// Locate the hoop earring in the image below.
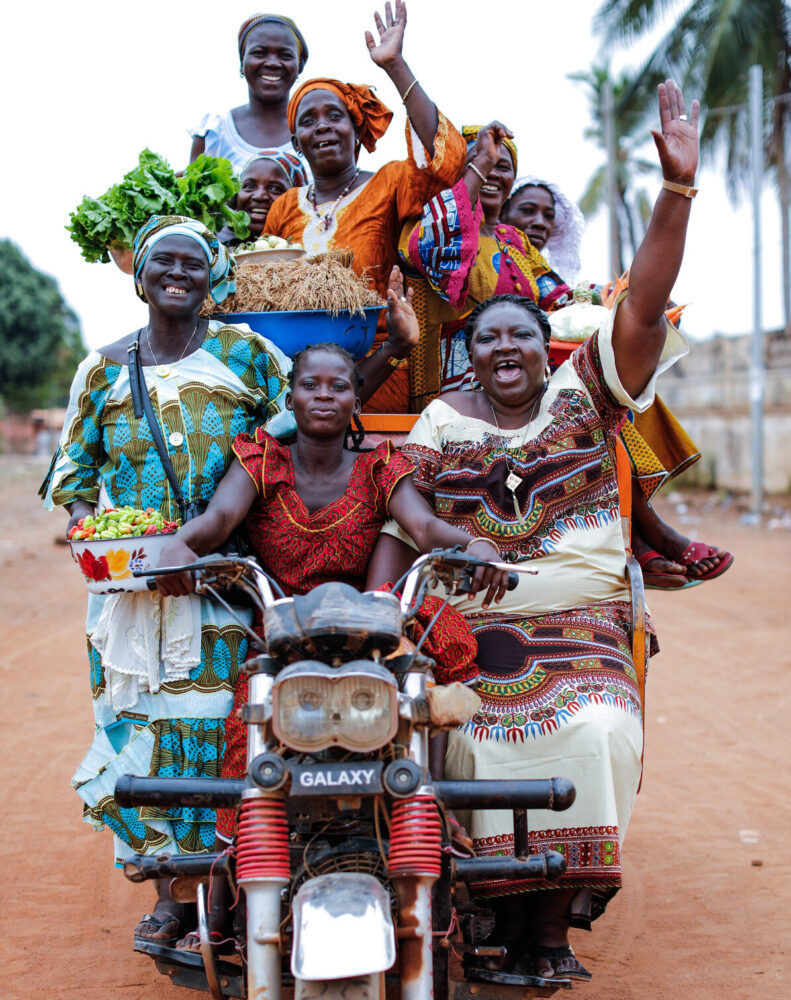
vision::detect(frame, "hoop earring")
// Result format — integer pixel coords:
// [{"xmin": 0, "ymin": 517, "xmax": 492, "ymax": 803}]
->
[
  {"xmin": 544, "ymin": 364, "xmax": 552, "ymax": 385},
  {"xmin": 472, "ymin": 376, "xmax": 484, "ymax": 392}
]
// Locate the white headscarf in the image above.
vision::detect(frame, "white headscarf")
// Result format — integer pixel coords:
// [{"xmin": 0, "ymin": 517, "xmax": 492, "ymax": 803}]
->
[{"xmin": 508, "ymin": 177, "xmax": 585, "ymax": 285}]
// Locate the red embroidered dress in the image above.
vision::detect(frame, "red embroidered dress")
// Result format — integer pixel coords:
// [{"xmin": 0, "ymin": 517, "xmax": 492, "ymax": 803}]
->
[
  {"xmin": 233, "ymin": 429, "xmax": 412, "ymax": 593},
  {"xmin": 216, "ymin": 430, "xmax": 476, "ymax": 838}
]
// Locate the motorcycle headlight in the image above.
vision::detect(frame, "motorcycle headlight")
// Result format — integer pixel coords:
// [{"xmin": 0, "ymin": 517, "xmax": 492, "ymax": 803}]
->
[{"xmin": 272, "ymin": 661, "xmax": 398, "ymax": 753}]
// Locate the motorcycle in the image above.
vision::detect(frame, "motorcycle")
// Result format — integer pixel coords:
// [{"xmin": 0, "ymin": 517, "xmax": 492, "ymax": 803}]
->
[{"xmin": 117, "ymin": 549, "xmax": 577, "ymax": 999}]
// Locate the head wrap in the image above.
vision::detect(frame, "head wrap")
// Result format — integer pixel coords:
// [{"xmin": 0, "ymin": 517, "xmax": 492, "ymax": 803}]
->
[
  {"xmin": 240, "ymin": 149, "xmax": 308, "ymax": 188},
  {"xmin": 133, "ymin": 216, "xmax": 236, "ymax": 305},
  {"xmin": 507, "ymin": 176, "xmax": 585, "ymax": 283},
  {"xmin": 287, "ymin": 79, "xmax": 393, "ymax": 153},
  {"xmin": 238, "ymin": 13, "xmax": 309, "ymax": 72},
  {"xmin": 462, "ymin": 125, "xmax": 518, "ymax": 174}
]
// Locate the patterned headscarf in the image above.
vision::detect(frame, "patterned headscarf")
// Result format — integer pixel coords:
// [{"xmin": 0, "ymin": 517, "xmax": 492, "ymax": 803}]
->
[
  {"xmin": 238, "ymin": 13, "xmax": 309, "ymax": 72},
  {"xmin": 287, "ymin": 78, "xmax": 393, "ymax": 153},
  {"xmin": 506, "ymin": 176, "xmax": 585, "ymax": 283},
  {"xmin": 462, "ymin": 125, "xmax": 518, "ymax": 174},
  {"xmin": 133, "ymin": 216, "xmax": 236, "ymax": 304},
  {"xmin": 240, "ymin": 149, "xmax": 308, "ymax": 188}
]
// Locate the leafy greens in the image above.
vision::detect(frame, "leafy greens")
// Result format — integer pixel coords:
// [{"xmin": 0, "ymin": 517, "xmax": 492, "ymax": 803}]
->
[{"xmin": 67, "ymin": 150, "xmax": 250, "ymax": 263}]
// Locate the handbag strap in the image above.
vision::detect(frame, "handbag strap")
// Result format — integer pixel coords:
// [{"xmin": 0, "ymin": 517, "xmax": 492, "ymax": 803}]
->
[{"xmin": 127, "ymin": 336, "xmax": 187, "ymax": 518}]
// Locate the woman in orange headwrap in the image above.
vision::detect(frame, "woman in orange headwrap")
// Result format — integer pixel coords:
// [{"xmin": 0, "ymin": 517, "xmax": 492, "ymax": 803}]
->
[{"xmin": 265, "ymin": 1, "xmax": 466, "ymax": 413}]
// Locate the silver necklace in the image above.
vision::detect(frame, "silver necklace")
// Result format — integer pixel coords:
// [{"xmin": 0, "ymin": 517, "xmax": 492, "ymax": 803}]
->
[
  {"xmin": 146, "ymin": 323, "xmax": 201, "ymax": 378},
  {"xmin": 488, "ymin": 387, "xmax": 546, "ymax": 512},
  {"xmin": 308, "ymin": 169, "xmax": 360, "ymax": 231}
]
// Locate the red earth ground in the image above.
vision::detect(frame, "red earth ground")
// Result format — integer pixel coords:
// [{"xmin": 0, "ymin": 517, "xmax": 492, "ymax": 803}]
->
[{"xmin": 1, "ymin": 456, "xmax": 789, "ymax": 999}]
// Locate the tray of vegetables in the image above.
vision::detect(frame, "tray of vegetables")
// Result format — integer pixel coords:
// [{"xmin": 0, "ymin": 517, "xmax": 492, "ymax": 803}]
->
[
  {"xmin": 68, "ymin": 507, "xmax": 181, "ymax": 594},
  {"xmin": 67, "ymin": 150, "xmax": 251, "ymax": 267},
  {"xmin": 234, "ymin": 234, "xmax": 305, "ymax": 264}
]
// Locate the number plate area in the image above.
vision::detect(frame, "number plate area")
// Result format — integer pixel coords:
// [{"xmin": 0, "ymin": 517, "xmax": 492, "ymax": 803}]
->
[{"xmin": 289, "ymin": 760, "xmax": 384, "ymax": 797}]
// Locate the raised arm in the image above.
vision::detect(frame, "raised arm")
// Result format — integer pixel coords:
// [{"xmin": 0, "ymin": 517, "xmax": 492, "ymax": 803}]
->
[
  {"xmin": 612, "ymin": 80, "xmax": 699, "ymax": 398},
  {"xmin": 365, "ymin": 1, "xmax": 439, "ymax": 155},
  {"xmin": 155, "ymin": 459, "xmax": 258, "ymax": 596},
  {"xmin": 357, "ymin": 266, "xmax": 419, "ymax": 402}
]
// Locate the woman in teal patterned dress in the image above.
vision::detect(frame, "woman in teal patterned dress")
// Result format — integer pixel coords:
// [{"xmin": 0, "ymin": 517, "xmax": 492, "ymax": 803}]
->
[{"xmin": 40, "ymin": 216, "xmax": 291, "ymax": 943}]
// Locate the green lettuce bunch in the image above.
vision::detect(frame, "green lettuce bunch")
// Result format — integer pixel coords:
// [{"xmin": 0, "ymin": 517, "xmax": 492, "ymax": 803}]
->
[{"xmin": 67, "ymin": 150, "xmax": 250, "ymax": 263}]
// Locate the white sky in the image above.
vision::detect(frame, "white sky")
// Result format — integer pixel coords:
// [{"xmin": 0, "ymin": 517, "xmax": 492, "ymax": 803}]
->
[{"xmin": 1, "ymin": 0, "xmax": 783, "ymax": 351}]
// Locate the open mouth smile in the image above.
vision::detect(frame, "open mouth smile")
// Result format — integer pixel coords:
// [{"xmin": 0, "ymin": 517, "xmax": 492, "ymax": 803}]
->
[
  {"xmin": 164, "ymin": 286, "xmax": 187, "ymax": 296},
  {"xmin": 493, "ymin": 359, "xmax": 523, "ymax": 381}
]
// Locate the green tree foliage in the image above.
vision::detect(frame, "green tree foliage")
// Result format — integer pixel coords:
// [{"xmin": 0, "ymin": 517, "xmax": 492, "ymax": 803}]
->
[
  {"xmin": 0, "ymin": 240, "xmax": 86, "ymax": 410},
  {"xmin": 569, "ymin": 63, "xmax": 663, "ymax": 273},
  {"xmin": 595, "ymin": 0, "xmax": 791, "ymax": 330}
]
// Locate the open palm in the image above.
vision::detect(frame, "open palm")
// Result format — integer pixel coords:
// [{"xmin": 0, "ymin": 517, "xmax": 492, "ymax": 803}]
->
[
  {"xmin": 652, "ymin": 79, "xmax": 700, "ymax": 184},
  {"xmin": 365, "ymin": 1, "xmax": 407, "ymax": 68}
]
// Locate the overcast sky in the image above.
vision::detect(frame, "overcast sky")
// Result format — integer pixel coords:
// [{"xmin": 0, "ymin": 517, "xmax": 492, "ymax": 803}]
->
[{"xmin": 2, "ymin": 0, "xmax": 783, "ymax": 351}]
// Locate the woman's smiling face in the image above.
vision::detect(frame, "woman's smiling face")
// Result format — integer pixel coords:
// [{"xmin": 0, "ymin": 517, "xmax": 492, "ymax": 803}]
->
[
  {"xmin": 470, "ymin": 148, "xmax": 515, "ymax": 217},
  {"xmin": 140, "ymin": 235, "xmax": 209, "ymax": 316},
  {"xmin": 501, "ymin": 185, "xmax": 556, "ymax": 250},
  {"xmin": 241, "ymin": 23, "xmax": 300, "ymax": 103},
  {"xmin": 238, "ymin": 160, "xmax": 292, "ymax": 236},
  {"xmin": 470, "ymin": 301, "xmax": 547, "ymax": 406},
  {"xmin": 292, "ymin": 91, "xmax": 357, "ymax": 174}
]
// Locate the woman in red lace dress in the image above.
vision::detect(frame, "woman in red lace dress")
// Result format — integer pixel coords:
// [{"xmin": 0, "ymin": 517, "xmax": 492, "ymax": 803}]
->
[{"xmin": 157, "ymin": 326, "xmax": 513, "ymax": 790}]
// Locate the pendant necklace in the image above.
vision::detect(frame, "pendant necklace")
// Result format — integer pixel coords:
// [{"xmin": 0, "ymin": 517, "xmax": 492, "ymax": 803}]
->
[
  {"xmin": 146, "ymin": 322, "xmax": 201, "ymax": 379},
  {"xmin": 489, "ymin": 386, "xmax": 546, "ymax": 520},
  {"xmin": 308, "ymin": 169, "xmax": 360, "ymax": 232}
]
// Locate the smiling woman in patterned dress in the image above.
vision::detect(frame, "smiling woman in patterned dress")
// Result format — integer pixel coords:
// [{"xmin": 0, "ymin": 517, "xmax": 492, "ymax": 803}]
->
[
  {"xmin": 367, "ymin": 81, "xmax": 701, "ymax": 983},
  {"xmin": 40, "ymin": 215, "xmax": 291, "ymax": 945}
]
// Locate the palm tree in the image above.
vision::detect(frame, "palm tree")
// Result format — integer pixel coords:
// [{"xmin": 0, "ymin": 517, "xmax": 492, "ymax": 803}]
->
[
  {"xmin": 595, "ymin": 0, "xmax": 791, "ymax": 333},
  {"xmin": 569, "ymin": 64, "xmax": 665, "ymax": 274}
]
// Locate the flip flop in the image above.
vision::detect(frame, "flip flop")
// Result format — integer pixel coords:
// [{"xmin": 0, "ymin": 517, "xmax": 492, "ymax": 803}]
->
[
  {"xmin": 176, "ymin": 930, "xmax": 237, "ymax": 956},
  {"xmin": 134, "ymin": 911, "xmax": 184, "ymax": 946},
  {"xmin": 637, "ymin": 549, "xmax": 701, "ymax": 590},
  {"xmin": 678, "ymin": 542, "xmax": 734, "ymax": 582},
  {"xmin": 532, "ymin": 944, "xmax": 592, "ymax": 983}
]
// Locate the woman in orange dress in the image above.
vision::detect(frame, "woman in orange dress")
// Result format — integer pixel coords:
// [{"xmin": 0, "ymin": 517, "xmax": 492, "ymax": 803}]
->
[{"xmin": 265, "ymin": 1, "xmax": 466, "ymax": 413}]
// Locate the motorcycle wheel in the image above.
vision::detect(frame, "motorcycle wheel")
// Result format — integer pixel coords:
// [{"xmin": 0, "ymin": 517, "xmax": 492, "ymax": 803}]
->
[{"xmin": 294, "ymin": 971, "xmax": 385, "ymax": 1000}]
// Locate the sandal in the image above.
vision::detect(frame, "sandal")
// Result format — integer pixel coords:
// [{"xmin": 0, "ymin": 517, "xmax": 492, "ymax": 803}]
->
[
  {"xmin": 532, "ymin": 944, "xmax": 592, "ymax": 983},
  {"xmin": 678, "ymin": 541, "xmax": 734, "ymax": 582},
  {"xmin": 637, "ymin": 549, "xmax": 700, "ymax": 590},
  {"xmin": 176, "ymin": 930, "xmax": 237, "ymax": 956},
  {"xmin": 134, "ymin": 911, "xmax": 185, "ymax": 945}
]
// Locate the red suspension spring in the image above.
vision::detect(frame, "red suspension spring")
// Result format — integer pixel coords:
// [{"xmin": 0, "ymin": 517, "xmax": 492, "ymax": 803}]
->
[
  {"xmin": 387, "ymin": 794, "xmax": 443, "ymax": 878},
  {"xmin": 235, "ymin": 797, "xmax": 290, "ymax": 881}
]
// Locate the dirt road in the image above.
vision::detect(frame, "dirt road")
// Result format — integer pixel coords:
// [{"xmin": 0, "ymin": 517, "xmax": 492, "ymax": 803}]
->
[{"xmin": 2, "ymin": 457, "xmax": 789, "ymax": 999}]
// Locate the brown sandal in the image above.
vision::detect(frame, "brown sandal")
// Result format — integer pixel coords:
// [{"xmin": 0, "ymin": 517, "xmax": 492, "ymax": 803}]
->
[{"xmin": 533, "ymin": 945, "xmax": 592, "ymax": 982}]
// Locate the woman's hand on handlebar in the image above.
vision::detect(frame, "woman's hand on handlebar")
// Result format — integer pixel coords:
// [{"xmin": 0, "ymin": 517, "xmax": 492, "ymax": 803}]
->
[
  {"xmin": 465, "ymin": 540, "xmax": 511, "ymax": 609},
  {"xmin": 155, "ymin": 537, "xmax": 199, "ymax": 597}
]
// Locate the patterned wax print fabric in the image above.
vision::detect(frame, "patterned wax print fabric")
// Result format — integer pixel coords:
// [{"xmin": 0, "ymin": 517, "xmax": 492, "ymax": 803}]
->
[
  {"xmin": 188, "ymin": 111, "xmax": 312, "ymax": 181},
  {"xmin": 40, "ymin": 321, "xmax": 290, "ymax": 864},
  {"xmin": 382, "ymin": 298, "xmax": 685, "ymax": 916},
  {"xmin": 215, "ymin": 431, "xmax": 413, "ymax": 838},
  {"xmin": 265, "ymin": 112, "xmax": 467, "ymax": 414},
  {"xmin": 399, "ymin": 179, "xmax": 571, "ymax": 411}
]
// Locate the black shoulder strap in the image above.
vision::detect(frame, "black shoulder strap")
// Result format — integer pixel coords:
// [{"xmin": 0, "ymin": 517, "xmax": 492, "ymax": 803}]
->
[{"xmin": 127, "ymin": 336, "xmax": 187, "ymax": 518}]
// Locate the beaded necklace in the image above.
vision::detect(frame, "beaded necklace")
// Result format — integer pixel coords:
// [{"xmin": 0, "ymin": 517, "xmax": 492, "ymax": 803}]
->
[{"xmin": 308, "ymin": 169, "xmax": 361, "ymax": 232}]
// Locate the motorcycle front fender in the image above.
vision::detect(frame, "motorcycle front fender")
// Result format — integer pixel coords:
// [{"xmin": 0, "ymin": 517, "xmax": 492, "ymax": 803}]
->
[{"xmin": 291, "ymin": 873, "xmax": 396, "ymax": 980}]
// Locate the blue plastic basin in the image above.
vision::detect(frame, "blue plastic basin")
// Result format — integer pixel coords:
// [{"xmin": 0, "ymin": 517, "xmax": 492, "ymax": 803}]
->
[{"xmin": 216, "ymin": 307, "xmax": 383, "ymax": 360}]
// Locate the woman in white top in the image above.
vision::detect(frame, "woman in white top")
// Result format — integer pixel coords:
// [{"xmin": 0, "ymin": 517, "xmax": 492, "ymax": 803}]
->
[{"xmin": 189, "ymin": 13, "xmax": 311, "ymax": 180}]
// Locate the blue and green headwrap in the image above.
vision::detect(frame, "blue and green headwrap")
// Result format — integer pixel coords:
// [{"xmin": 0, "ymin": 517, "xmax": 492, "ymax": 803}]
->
[
  {"xmin": 238, "ymin": 13, "xmax": 309, "ymax": 72},
  {"xmin": 133, "ymin": 216, "xmax": 236, "ymax": 304}
]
